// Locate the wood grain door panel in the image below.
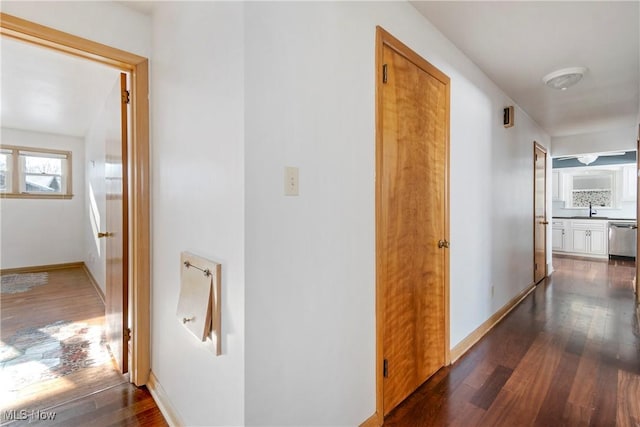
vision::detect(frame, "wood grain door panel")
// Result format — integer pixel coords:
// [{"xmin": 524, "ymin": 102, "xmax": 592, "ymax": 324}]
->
[
  {"xmin": 379, "ymin": 39, "xmax": 449, "ymax": 415},
  {"xmin": 533, "ymin": 143, "xmax": 547, "ymax": 284},
  {"xmin": 105, "ymin": 73, "xmax": 129, "ymax": 373}
]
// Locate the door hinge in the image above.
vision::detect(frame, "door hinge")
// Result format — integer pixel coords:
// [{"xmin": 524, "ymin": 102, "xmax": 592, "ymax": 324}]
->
[
  {"xmin": 438, "ymin": 239, "xmax": 450, "ymax": 249},
  {"xmin": 122, "ymin": 89, "xmax": 131, "ymax": 104},
  {"xmin": 383, "ymin": 359, "xmax": 389, "ymax": 378},
  {"xmin": 382, "ymin": 64, "xmax": 388, "ymax": 84},
  {"xmin": 124, "ymin": 327, "xmax": 132, "ymax": 341},
  {"xmin": 535, "ymin": 263, "xmax": 538, "ymax": 271}
]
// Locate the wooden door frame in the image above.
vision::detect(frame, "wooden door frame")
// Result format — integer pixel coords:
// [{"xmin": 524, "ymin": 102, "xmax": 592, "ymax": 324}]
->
[
  {"xmin": 636, "ymin": 125, "xmax": 639, "ymax": 306},
  {"xmin": 0, "ymin": 13, "xmax": 151, "ymax": 386},
  {"xmin": 374, "ymin": 26, "xmax": 451, "ymax": 424},
  {"xmin": 533, "ymin": 141, "xmax": 548, "ymax": 282}
]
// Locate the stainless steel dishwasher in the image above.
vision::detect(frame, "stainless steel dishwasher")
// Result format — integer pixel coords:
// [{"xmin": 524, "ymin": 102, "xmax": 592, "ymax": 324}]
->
[{"xmin": 608, "ymin": 222, "xmax": 637, "ymax": 258}]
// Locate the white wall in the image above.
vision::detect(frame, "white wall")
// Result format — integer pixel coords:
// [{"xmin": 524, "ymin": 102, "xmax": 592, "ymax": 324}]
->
[
  {"xmin": 244, "ymin": 2, "xmax": 550, "ymax": 425},
  {"xmin": 0, "ymin": 128, "xmax": 85, "ymax": 269},
  {"xmin": 552, "ymin": 126, "xmax": 638, "ymax": 157},
  {"xmin": 150, "ymin": 3, "xmax": 245, "ymax": 426}
]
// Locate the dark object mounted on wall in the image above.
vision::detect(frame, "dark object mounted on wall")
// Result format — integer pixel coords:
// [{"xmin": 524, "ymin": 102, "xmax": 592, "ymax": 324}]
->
[{"xmin": 503, "ymin": 106, "xmax": 514, "ymax": 128}]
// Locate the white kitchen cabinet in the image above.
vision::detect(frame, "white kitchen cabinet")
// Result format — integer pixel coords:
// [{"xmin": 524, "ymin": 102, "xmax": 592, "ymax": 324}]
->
[
  {"xmin": 552, "ymin": 171, "xmax": 562, "ymax": 201},
  {"xmin": 589, "ymin": 228, "xmax": 607, "ymax": 255},
  {"xmin": 571, "ymin": 228, "xmax": 588, "ymax": 253},
  {"xmin": 552, "ymin": 220, "xmax": 567, "ymax": 251},
  {"xmin": 621, "ymin": 164, "xmax": 637, "ymax": 202},
  {"xmin": 567, "ymin": 220, "xmax": 608, "ymax": 258}
]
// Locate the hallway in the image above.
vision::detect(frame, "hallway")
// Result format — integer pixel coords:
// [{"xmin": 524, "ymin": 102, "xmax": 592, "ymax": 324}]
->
[{"xmin": 384, "ymin": 257, "xmax": 640, "ymax": 426}]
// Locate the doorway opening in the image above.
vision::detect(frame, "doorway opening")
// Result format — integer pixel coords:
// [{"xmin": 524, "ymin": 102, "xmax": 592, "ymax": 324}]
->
[
  {"xmin": 0, "ymin": 11, "xmax": 150, "ymax": 412},
  {"xmin": 549, "ymin": 149, "xmax": 638, "ymax": 302}
]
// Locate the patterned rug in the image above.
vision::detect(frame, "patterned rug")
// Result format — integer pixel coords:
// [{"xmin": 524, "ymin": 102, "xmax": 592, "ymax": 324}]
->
[
  {"xmin": 1, "ymin": 273, "xmax": 48, "ymax": 294},
  {"xmin": 0, "ymin": 320, "xmax": 112, "ymax": 391}
]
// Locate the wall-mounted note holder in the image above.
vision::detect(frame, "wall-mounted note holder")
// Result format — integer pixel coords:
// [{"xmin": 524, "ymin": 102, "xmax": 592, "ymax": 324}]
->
[{"xmin": 176, "ymin": 251, "xmax": 222, "ymax": 355}]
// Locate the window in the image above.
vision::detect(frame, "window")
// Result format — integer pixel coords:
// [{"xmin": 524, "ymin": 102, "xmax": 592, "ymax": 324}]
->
[
  {"xmin": 0, "ymin": 145, "xmax": 72, "ymax": 199},
  {"xmin": 0, "ymin": 148, "xmax": 11, "ymax": 192},
  {"xmin": 569, "ymin": 171, "xmax": 614, "ymax": 208}
]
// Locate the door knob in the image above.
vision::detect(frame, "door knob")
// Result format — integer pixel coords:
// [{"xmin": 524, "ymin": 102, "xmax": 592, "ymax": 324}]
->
[
  {"xmin": 540, "ymin": 221, "xmax": 549, "ymax": 225},
  {"xmin": 97, "ymin": 232, "xmax": 111, "ymax": 238}
]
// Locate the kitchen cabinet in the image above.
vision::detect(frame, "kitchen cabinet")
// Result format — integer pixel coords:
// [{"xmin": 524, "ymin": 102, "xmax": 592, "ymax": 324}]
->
[
  {"xmin": 551, "ymin": 219, "xmax": 608, "ymax": 258},
  {"xmin": 568, "ymin": 220, "xmax": 607, "ymax": 257},
  {"xmin": 552, "ymin": 171, "xmax": 563, "ymax": 201},
  {"xmin": 621, "ymin": 164, "xmax": 637, "ymax": 202},
  {"xmin": 552, "ymin": 219, "xmax": 566, "ymax": 251}
]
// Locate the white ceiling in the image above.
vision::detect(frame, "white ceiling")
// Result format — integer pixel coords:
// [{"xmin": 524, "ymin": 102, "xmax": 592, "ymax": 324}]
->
[
  {"xmin": 1, "ymin": 36, "xmax": 121, "ymax": 138},
  {"xmin": 3, "ymin": 2, "xmax": 637, "ymax": 140},
  {"xmin": 411, "ymin": 1, "xmax": 640, "ymax": 137}
]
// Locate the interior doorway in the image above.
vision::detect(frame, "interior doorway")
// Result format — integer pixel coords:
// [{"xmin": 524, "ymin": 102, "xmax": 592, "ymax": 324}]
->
[{"xmin": 0, "ymin": 12, "xmax": 150, "ymax": 385}]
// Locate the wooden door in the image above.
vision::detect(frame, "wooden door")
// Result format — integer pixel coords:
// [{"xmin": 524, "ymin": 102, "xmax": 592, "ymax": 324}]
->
[
  {"xmin": 105, "ymin": 73, "xmax": 129, "ymax": 373},
  {"xmin": 376, "ymin": 28, "xmax": 450, "ymax": 416},
  {"xmin": 533, "ymin": 143, "xmax": 547, "ymax": 284}
]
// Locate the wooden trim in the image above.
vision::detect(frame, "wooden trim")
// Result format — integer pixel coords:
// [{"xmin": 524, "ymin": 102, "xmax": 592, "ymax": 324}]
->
[
  {"xmin": 0, "ymin": 193, "xmax": 74, "ymax": 199},
  {"xmin": 450, "ymin": 282, "xmax": 536, "ymax": 363},
  {"xmin": 375, "ymin": 26, "xmax": 385, "ymax": 421},
  {"xmin": 147, "ymin": 371, "xmax": 184, "ymax": 427},
  {"xmin": 130, "ymin": 58, "xmax": 151, "ymax": 385},
  {"xmin": 1, "ymin": 144, "xmax": 73, "ymax": 156},
  {"xmin": 443, "ymin": 49, "xmax": 451, "ymax": 367},
  {"xmin": 0, "ymin": 13, "xmax": 144, "ymax": 70},
  {"xmin": 375, "ymin": 26, "xmax": 451, "ymax": 418},
  {"xmin": 0, "ymin": 144, "xmax": 73, "ymax": 197},
  {"xmin": 360, "ymin": 412, "xmax": 381, "ymax": 427},
  {"xmin": 376, "ymin": 27, "xmax": 450, "ymax": 85},
  {"xmin": 82, "ymin": 263, "xmax": 106, "ymax": 305},
  {"xmin": 0, "ymin": 262, "xmax": 83, "ymax": 275},
  {"xmin": 0, "ymin": 13, "xmax": 151, "ymax": 386}
]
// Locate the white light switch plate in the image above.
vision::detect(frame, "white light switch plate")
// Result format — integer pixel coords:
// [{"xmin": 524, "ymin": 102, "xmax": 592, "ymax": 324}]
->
[{"xmin": 285, "ymin": 166, "xmax": 299, "ymax": 196}]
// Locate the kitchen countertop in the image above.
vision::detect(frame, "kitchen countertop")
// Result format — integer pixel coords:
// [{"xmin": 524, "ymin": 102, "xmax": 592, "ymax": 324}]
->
[{"xmin": 553, "ymin": 216, "xmax": 636, "ymax": 221}]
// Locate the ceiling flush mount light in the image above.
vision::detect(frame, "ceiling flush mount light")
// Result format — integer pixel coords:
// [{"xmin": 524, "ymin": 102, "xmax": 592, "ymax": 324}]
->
[
  {"xmin": 577, "ymin": 154, "xmax": 598, "ymax": 165},
  {"xmin": 543, "ymin": 67, "xmax": 587, "ymax": 90}
]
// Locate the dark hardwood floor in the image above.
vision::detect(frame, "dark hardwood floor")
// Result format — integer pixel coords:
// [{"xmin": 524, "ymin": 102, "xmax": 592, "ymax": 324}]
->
[
  {"xmin": 3, "ymin": 382, "xmax": 167, "ymax": 427},
  {"xmin": 384, "ymin": 256, "xmax": 640, "ymax": 426},
  {"xmin": 1, "ymin": 267, "xmax": 167, "ymax": 426}
]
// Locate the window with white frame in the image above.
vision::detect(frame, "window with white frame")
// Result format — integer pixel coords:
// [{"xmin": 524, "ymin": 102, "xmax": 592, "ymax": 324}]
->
[{"xmin": 0, "ymin": 146, "xmax": 72, "ymax": 198}]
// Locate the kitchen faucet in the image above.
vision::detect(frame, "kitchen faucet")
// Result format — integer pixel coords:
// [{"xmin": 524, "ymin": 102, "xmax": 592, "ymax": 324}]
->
[{"xmin": 589, "ymin": 202, "xmax": 597, "ymax": 218}]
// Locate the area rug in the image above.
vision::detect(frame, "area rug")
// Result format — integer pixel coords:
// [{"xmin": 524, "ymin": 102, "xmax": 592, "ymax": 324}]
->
[
  {"xmin": 1, "ymin": 320, "xmax": 112, "ymax": 388},
  {"xmin": 0, "ymin": 320, "xmax": 125, "ymax": 423},
  {"xmin": 0, "ymin": 273, "xmax": 48, "ymax": 294}
]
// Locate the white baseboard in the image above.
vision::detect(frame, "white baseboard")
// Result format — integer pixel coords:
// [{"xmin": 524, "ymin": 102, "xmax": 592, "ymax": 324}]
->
[{"xmin": 147, "ymin": 371, "xmax": 184, "ymax": 427}]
